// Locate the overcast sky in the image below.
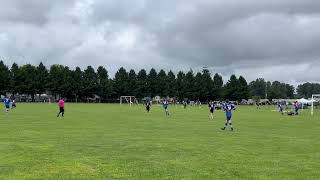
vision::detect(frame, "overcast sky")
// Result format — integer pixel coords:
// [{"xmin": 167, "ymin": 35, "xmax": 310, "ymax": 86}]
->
[{"xmin": 0, "ymin": 0, "xmax": 320, "ymax": 84}]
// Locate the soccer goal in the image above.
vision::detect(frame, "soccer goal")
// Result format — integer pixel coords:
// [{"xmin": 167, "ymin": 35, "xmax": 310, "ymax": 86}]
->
[
  {"xmin": 311, "ymin": 94, "xmax": 320, "ymax": 115},
  {"xmin": 120, "ymin": 96, "xmax": 138, "ymax": 106}
]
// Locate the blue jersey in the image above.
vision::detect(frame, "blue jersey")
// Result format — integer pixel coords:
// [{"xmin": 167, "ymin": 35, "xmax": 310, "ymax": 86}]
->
[
  {"xmin": 5, "ymin": 98, "xmax": 10, "ymax": 107},
  {"xmin": 224, "ymin": 103, "xmax": 235, "ymax": 117},
  {"xmin": 163, "ymin": 101, "xmax": 168, "ymax": 109}
]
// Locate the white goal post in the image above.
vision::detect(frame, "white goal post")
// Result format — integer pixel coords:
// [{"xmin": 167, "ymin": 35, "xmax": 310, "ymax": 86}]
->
[
  {"xmin": 311, "ymin": 94, "xmax": 320, "ymax": 115},
  {"xmin": 120, "ymin": 96, "xmax": 138, "ymax": 105}
]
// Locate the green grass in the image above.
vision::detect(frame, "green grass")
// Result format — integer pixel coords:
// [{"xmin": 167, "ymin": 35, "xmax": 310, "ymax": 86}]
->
[{"xmin": 0, "ymin": 104, "xmax": 319, "ymax": 179}]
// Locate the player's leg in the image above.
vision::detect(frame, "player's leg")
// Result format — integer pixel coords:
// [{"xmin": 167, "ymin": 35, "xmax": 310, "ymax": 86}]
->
[
  {"xmin": 221, "ymin": 119, "xmax": 228, "ymax": 130},
  {"xmin": 61, "ymin": 108, "xmax": 64, "ymax": 117},
  {"xmin": 229, "ymin": 119, "xmax": 234, "ymax": 131},
  {"xmin": 57, "ymin": 108, "xmax": 62, "ymax": 117}
]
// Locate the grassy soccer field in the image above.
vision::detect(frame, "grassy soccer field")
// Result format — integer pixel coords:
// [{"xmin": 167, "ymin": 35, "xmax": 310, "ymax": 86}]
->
[{"xmin": 0, "ymin": 104, "xmax": 319, "ymax": 179}]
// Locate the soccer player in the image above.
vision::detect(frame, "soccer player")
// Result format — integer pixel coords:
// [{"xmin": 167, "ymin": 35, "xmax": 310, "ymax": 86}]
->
[
  {"xmin": 11, "ymin": 99, "xmax": 16, "ymax": 109},
  {"xmin": 4, "ymin": 97, "xmax": 10, "ymax": 113},
  {"xmin": 208, "ymin": 101, "xmax": 215, "ymax": 119},
  {"xmin": 57, "ymin": 98, "xmax": 65, "ymax": 117},
  {"xmin": 145, "ymin": 100, "xmax": 151, "ymax": 113},
  {"xmin": 294, "ymin": 101, "xmax": 299, "ymax": 115},
  {"xmin": 183, "ymin": 101, "xmax": 187, "ymax": 109},
  {"xmin": 221, "ymin": 100, "xmax": 235, "ymax": 131},
  {"xmin": 256, "ymin": 102, "xmax": 260, "ymax": 109},
  {"xmin": 163, "ymin": 99, "xmax": 170, "ymax": 116},
  {"xmin": 278, "ymin": 103, "xmax": 284, "ymax": 115}
]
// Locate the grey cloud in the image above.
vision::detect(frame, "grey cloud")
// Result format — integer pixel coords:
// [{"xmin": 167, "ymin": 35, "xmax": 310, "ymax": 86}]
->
[
  {"xmin": 0, "ymin": 1, "xmax": 75, "ymax": 25},
  {"xmin": 0, "ymin": 0, "xmax": 320, "ymax": 83}
]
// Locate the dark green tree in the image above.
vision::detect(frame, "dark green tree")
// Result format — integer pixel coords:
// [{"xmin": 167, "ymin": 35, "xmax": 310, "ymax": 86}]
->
[
  {"xmin": 48, "ymin": 65, "xmax": 65, "ymax": 99},
  {"xmin": 224, "ymin": 75, "xmax": 239, "ymax": 101},
  {"xmin": 36, "ymin": 62, "xmax": 49, "ymax": 96},
  {"xmin": 128, "ymin": 69, "xmax": 138, "ymax": 96},
  {"xmin": 113, "ymin": 67, "xmax": 128, "ymax": 97},
  {"xmin": 200, "ymin": 69, "xmax": 214, "ymax": 101},
  {"xmin": 249, "ymin": 78, "xmax": 266, "ymax": 99},
  {"xmin": 0, "ymin": 61, "xmax": 10, "ymax": 96},
  {"xmin": 297, "ymin": 83, "xmax": 320, "ymax": 98},
  {"xmin": 266, "ymin": 81, "xmax": 272, "ymax": 100},
  {"xmin": 238, "ymin": 76, "xmax": 250, "ymax": 100},
  {"xmin": 269, "ymin": 81, "xmax": 288, "ymax": 99},
  {"xmin": 71, "ymin": 67, "xmax": 83, "ymax": 102},
  {"xmin": 60, "ymin": 66, "xmax": 74, "ymax": 99},
  {"xmin": 97, "ymin": 66, "xmax": 111, "ymax": 101},
  {"xmin": 167, "ymin": 71, "xmax": 176, "ymax": 98},
  {"xmin": 9, "ymin": 63, "xmax": 20, "ymax": 96},
  {"xmin": 285, "ymin": 84, "xmax": 295, "ymax": 99},
  {"xmin": 83, "ymin": 66, "xmax": 98, "ymax": 98},
  {"xmin": 184, "ymin": 70, "xmax": 195, "ymax": 99},
  {"xmin": 147, "ymin": 68, "xmax": 158, "ymax": 97},
  {"xmin": 176, "ymin": 71, "xmax": 185, "ymax": 100},
  {"xmin": 194, "ymin": 72, "xmax": 202, "ymax": 100},
  {"xmin": 136, "ymin": 69, "xmax": 148, "ymax": 98},
  {"xmin": 19, "ymin": 64, "xmax": 38, "ymax": 101},
  {"xmin": 157, "ymin": 69, "xmax": 168, "ymax": 97},
  {"xmin": 212, "ymin": 73, "xmax": 223, "ymax": 100}
]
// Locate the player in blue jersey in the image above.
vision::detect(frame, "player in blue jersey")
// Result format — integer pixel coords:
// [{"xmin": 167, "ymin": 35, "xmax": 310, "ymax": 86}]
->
[
  {"xmin": 163, "ymin": 99, "xmax": 170, "ymax": 116},
  {"xmin": 4, "ymin": 97, "xmax": 10, "ymax": 113},
  {"xmin": 221, "ymin": 100, "xmax": 235, "ymax": 131}
]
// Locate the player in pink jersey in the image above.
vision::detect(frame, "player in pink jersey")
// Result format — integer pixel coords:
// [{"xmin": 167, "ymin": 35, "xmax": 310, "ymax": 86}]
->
[{"xmin": 57, "ymin": 98, "xmax": 65, "ymax": 117}]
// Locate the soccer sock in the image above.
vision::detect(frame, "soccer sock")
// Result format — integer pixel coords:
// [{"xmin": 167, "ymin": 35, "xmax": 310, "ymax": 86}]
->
[
  {"xmin": 229, "ymin": 123, "xmax": 233, "ymax": 128},
  {"xmin": 224, "ymin": 123, "xmax": 228, "ymax": 128}
]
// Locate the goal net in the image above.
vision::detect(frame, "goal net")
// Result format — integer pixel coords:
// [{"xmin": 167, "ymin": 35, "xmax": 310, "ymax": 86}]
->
[
  {"xmin": 311, "ymin": 94, "xmax": 320, "ymax": 115},
  {"xmin": 120, "ymin": 96, "xmax": 138, "ymax": 105}
]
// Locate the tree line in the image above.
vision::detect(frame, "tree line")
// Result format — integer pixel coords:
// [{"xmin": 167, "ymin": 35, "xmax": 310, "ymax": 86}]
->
[{"xmin": 0, "ymin": 61, "xmax": 318, "ymax": 102}]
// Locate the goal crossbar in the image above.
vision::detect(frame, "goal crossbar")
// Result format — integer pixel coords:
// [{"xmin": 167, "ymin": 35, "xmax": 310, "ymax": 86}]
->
[{"xmin": 120, "ymin": 96, "xmax": 138, "ymax": 105}]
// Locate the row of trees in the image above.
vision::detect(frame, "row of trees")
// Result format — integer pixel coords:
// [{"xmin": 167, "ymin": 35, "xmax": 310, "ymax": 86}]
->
[
  {"xmin": 0, "ymin": 61, "xmax": 318, "ymax": 102},
  {"xmin": 249, "ymin": 78, "xmax": 295, "ymax": 100}
]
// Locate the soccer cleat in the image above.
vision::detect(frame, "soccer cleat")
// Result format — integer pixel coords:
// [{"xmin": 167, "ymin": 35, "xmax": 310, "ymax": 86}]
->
[
  {"xmin": 231, "ymin": 128, "xmax": 234, "ymax": 131},
  {"xmin": 221, "ymin": 127, "xmax": 225, "ymax": 130}
]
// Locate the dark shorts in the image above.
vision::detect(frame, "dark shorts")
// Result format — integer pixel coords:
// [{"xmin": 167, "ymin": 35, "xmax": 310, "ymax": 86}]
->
[
  {"xmin": 210, "ymin": 109, "xmax": 214, "ymax": 113},
  {"xmin": 12, "ymin": 104, "xmax": 16, "ymax": 107},
  {"xmin": 146, "ymin": 106, "xmax": 150, "ymax": 111},
  {"xmin": 59, "ymin": 107, "xmax": 65, "ymax": 112},
  {"xmin": 5, "ymin": 105, "xmax": 10, "ymax": 109},
  {"xmin": 226, "ymin": 115, "xmax": 232, "ymax": 121}
]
